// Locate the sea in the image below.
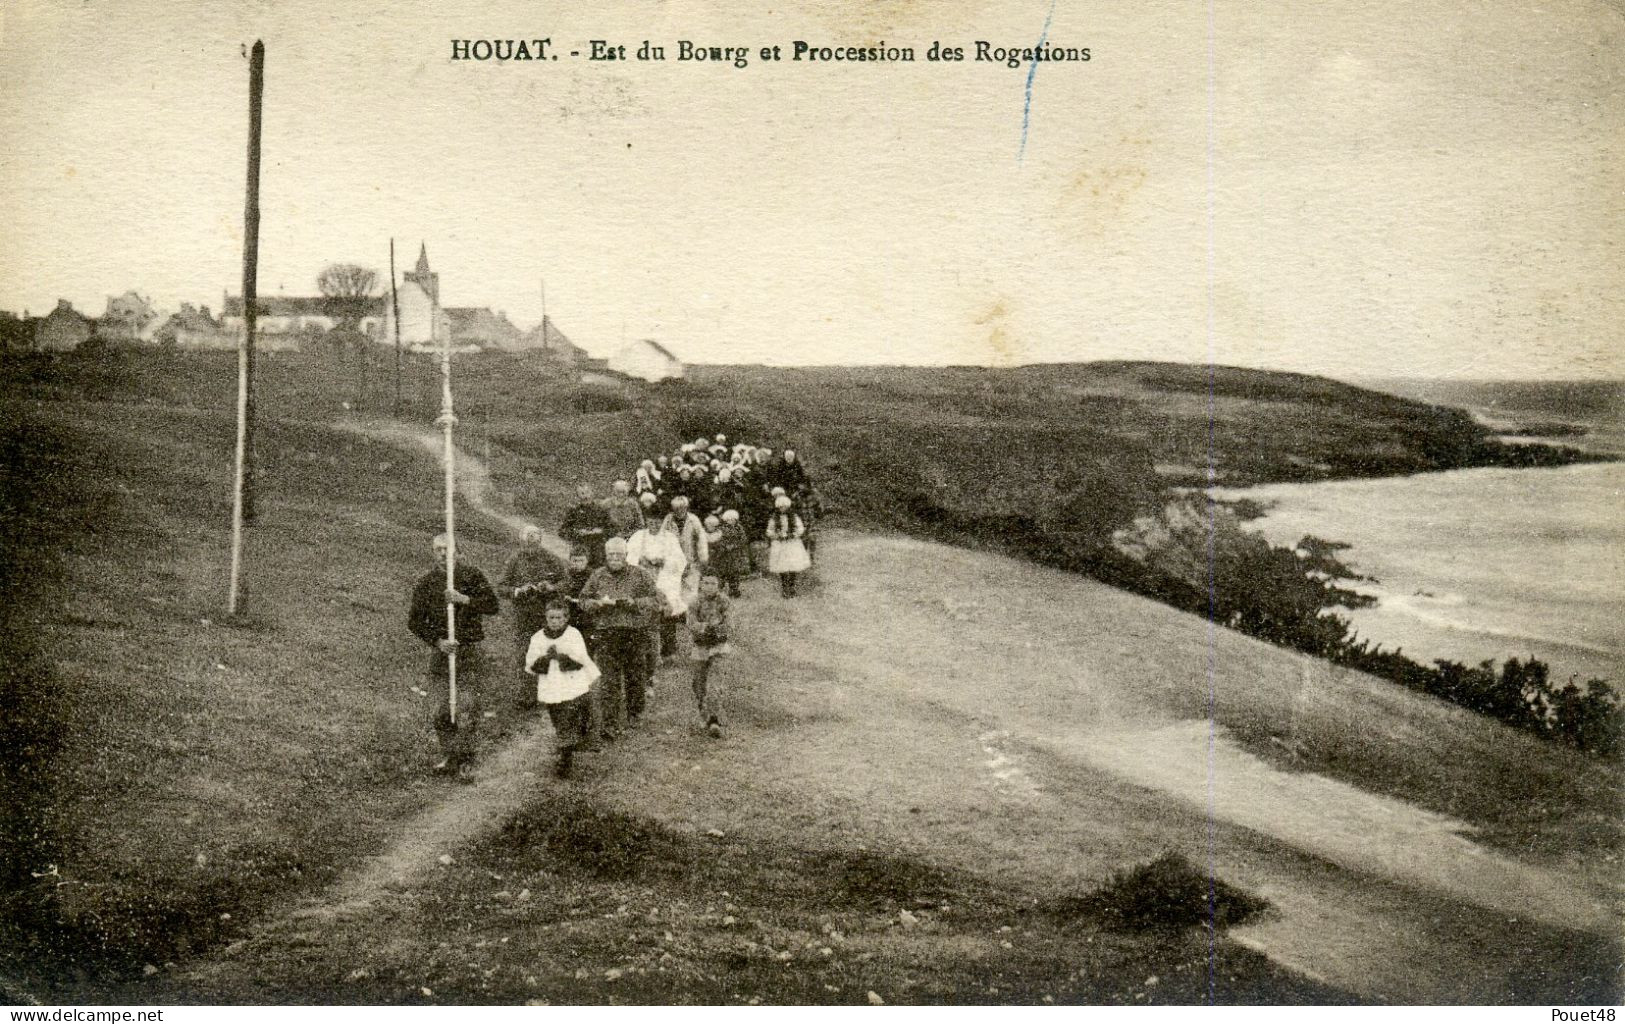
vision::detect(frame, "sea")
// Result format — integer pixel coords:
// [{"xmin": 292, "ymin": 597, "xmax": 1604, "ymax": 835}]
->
[{"xmin": 1211, "ymin": 381, "xmax": 1625, "ymax": 686}]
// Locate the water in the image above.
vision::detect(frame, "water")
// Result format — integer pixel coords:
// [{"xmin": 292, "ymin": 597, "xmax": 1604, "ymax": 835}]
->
[{"xmin": 1212, "ymin": 462, "xmax": 1625, "ymax": 685}]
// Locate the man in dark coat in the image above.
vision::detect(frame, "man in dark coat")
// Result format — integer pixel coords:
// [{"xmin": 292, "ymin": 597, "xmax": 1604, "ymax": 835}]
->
[
  {"xmin": 579, "ymin": 537, "xmax": 661, "ymax": 739},
  {"xmin": 560, "ymin": 483, "xmax": 614, "ymax": 567},
  {"xmin": 408, "ymin": 533, "xmax": 502, "ymax": 780},
  {"xmin": 602, "ymin": 479, "xmax": 646, "ymax": 540},
  {"xmin": 778, "ymin": 448, "xmax": 812, "ymax": 498},
  {"xmin": 498, "ymin": 525, "xmax": 567, "ymax": 709}
]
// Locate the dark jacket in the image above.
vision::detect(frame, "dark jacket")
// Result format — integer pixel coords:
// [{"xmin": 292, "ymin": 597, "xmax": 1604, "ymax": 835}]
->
[
  {"xmin": 579, "ymin": 563, "xmax": 661, "ymax": 630},
  {"xmin": 409, "ymin": 563, "xmax": 501, "ymax": 647},
  {"xmin": 564, "ymin": 566, "xmax": 597, "ymax": 633},
  {"xmin": 560, "ymin": 501, "xmax": 614, "ymax": 565},
  {"xmin": 712, "ymin": 521, "xmax": 751, "ymax": 578},
  {"xmin": 499, "ymin": 547, "xmax": 569, "ymax": 639},
  {"xmin": 602, "ymin": 495, "xmax": 646, "ymax": 539}
]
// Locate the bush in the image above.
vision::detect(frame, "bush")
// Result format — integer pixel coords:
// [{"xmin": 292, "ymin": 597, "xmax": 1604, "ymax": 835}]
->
[
  {"xmin": 570, "ymin": 386, "xmax": 632, "ymax": 415},
  {"xmin": 1052, "ymin": 852, "xmax": 1269, "ymax": 933},
  {"xmin": 491, "ymin": 797, "xmax": 691, "ymax": 881}
]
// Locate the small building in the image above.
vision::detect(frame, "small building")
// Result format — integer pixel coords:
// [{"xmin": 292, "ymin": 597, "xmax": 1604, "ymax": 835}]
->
[
  {"xmin": 35, "ymin": 300, "xmax": 95, "ymax": 352},
  {"xmin": 608, "ymin": 338, "xmax": 684, "ymax": 382},
  {"xmin": 96, "ymin": 290, "xmax": 161, "ymax": 343},
  {"xmin": 513, "ymin": 314, "xmax": 591, "ymax": 364},
  {"xmin": 178, "ymin": 298, "xmax": 304, "ymax": 351},
  {"xmin": 152, "ymin": 303, "xmax": 222, "ymax": 346},
  {"xmin": 0, "ymin": 310, "xmax": 37, "ymax": 352},
  {"xmin": 221, "ymin": 294, "xmax": 379, "ymax": 338},
  {"xmin": 445, "ymin": 306, "xmax": 522, "ymax": 349}
]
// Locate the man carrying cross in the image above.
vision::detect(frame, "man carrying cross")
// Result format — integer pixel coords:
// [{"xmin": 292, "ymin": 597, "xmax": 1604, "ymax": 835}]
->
[{"xmin": 408, "ymin": 533, "xmax": 501, "ymax": 781}]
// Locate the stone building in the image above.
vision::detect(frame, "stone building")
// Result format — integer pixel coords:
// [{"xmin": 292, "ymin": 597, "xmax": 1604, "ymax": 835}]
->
[
  {"xmin": 35, "ymin": 300, "xmax": 95, "ymax": 352},
  {"xmin": 96, "ymin": 291, "xmax": 160, "ymax": 343}
]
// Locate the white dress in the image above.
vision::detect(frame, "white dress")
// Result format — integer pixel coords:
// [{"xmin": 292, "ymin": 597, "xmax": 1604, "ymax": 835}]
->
[
  {"xmin": 626, "ymin": 527, "xmax": 689, "ymax": 616},
  {"xmin": 524, "ymin": 625, "xmax": 600, "ymax": 704},
  {"xmin": 766, "ymin": 513, "xmax": 811, "ymax": 574}
]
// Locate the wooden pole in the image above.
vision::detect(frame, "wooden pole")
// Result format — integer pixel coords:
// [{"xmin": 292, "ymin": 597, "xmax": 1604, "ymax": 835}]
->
[
  {"xmin": 357, "ymin": 316, "xmax": 368, "ymax": 410},
  {"xmin": 437, "ymin": 286, "xmax": 459, "ymax": 722},
  {"xmin": 390, "ymin": 239, "xmax": 402, "ymax": 418},
  {"xmin": 242, "ymin": 42, "xmax": 262, "ymax": 527},
  {"xmin": 227, "ymin": 39, "xmax": 263, "ymax": 617}
]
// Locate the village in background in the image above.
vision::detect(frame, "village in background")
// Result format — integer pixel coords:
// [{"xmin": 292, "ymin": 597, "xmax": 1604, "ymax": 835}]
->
[{"xmin": 0, "ymin": 244, "xmax": 686, "ymax": 384}]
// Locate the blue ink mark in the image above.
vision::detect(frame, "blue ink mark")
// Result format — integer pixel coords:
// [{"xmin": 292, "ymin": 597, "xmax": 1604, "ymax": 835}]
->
[{"xmin": 1019, "ymin": 0, "xmax": 1058, "ymax": 162}]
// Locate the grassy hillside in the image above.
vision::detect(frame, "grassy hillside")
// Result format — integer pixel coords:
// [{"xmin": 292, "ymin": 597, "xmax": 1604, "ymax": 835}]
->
[
  {"xmin": 689, "ymin": 361, "xmax": 1606, "ymax": 484},
  {"xmin": 0, "ymin": 392, "xmax": 513, "ymax": 993},
  {"xmin": 0, "ymin": 350, "xmax": 1358, "ymax": 1003},
  {"xmin": 1, "ymin": 348, "xmax": 1615, "ymax": 1003},
  {"xmin": 10, "ymin": 349, "xmax": 1601, "ymax": 544}
]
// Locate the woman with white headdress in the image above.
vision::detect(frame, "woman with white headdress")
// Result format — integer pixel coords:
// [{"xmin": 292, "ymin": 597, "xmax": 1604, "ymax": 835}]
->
[
  {"xmin": 764, "ymin": 494, "xmax": 811, "ymax": 598},
  {"xmin": 626, "ymin": 515, "xmax": 688, "ymax": 659},
  {"xmin": 634, "ymin": 459, "xmax": 661, "ymax": 499}
]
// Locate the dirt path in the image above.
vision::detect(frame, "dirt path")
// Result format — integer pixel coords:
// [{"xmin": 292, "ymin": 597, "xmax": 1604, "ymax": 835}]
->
[
  {"xmin": 344, "ymin": 419, "xmax": 543, "ymax": 544},
  {"xmin": 169, "ymin": 422, "xmax": 566, "ymax": 989},
  {"xmin": 174, "ymin": 424, "xmax": 1619, "ymax": 1003}
]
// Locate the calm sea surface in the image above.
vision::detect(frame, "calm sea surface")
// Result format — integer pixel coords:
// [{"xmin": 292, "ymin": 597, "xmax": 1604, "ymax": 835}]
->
[{"xmin": 1212, "ymin": 462, "xmax": 1625, "ymax": 685}]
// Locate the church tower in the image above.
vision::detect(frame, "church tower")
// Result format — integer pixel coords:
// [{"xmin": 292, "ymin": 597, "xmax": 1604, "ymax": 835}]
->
[
  {"xmin": 403, "ymin": 243, "xmax": 440, "ymax": 306},
  {"xmin": 382, "ymin": 241, "xmax": 444, "ymax": 347}
]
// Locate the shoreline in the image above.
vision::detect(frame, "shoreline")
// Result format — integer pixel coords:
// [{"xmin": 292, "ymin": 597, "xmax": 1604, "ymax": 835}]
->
[{"xmin": 1208, "ymin": 460, "xmax": 1625, "ymax": 685}]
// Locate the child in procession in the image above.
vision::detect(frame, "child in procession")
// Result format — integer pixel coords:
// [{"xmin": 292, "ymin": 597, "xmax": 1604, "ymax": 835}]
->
[
  {"xmin": 561, "ymin": 546, "xmax": 596, "ymax": 638},
  {"xmin": 525, "ymin": 599, "xmax": 600, "ymax": 779},
  {"xmin": 713, "ymin": 509, "xmax": 750, "ymax": 598},
  {"xmin": 765, "ymin": 494, "xmax": 811, "ymax": 598},
  {"xmin": 686, "ymin": 571, "xmax": 733, "ymax": 738}
]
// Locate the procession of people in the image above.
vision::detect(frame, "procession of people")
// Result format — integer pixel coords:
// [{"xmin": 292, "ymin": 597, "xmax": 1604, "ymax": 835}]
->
[{"xmin": 407, "ymin": 433, "xmax": 823, "ymax": 780}]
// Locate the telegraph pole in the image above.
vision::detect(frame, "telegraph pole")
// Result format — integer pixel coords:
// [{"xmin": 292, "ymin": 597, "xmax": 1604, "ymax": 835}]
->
[
  {"xmin": 227, "ymin": 39, "xmax": 264, "ymax": 616},
  {"xmin": 390, "ymin": 238, "xmax": 403, "ymax": 418}
]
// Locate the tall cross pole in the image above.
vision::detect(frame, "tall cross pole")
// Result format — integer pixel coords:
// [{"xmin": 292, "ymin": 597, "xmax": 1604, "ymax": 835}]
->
[{"xmin": 437, "ymin": 269, "xmax": 460, "ymax": 723}]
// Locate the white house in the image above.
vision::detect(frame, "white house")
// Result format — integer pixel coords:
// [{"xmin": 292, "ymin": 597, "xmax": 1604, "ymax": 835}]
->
[
  {"xmin": 609, "ymin": 338, "xmax": 683, "ymax": 382},
  {"xmin": 220, "ymin": 295, "xmax": 345, "ymax": 337}
]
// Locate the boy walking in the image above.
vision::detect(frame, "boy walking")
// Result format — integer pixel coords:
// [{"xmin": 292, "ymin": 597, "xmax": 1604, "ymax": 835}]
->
[
  {"xmin": 712, "ymin": 509, "xmax": 750, "ymax": 598},
  {"xmin": 525, "ymin": 600, "xmax": 599, "ymax": 779},
  {"xmin": 686, "ymin": 571, "xmax": 733, "ymax": 738},
  {"xmin": 499, "ymin": 525, "xmax": 567, "ymax": 711}
]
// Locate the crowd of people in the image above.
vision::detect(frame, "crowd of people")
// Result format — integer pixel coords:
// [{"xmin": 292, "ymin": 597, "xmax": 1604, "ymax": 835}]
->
[
  {"xmin": 560, "ymin": 434, "xmax": 823, "ymax": 598},
  {"xmin": 406, "ymin": 434, "xmax": 823, "ymax": 782}
]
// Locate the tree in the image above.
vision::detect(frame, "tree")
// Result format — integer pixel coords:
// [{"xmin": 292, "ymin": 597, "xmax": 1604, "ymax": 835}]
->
[
  {"xmin": 316, "ymin": 263, "xmax": 378, "ymax": 330},
  {"xmin": 317, "ymin": 264, "xmax": 379, "ymax": 407}
]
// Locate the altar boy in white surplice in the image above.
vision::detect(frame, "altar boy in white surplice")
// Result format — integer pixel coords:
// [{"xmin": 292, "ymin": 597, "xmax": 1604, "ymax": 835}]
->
[{"xmin": 524, "ymin": 600, "xmax": 600, "ymax": 779}]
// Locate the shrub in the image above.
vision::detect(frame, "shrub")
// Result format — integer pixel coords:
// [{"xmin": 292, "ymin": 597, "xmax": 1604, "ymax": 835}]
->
[
  {"xmin": 1052, "ymin": 852, "xmax": 1269, "ymax": 933},
  {"xmin": 570, "ymin": 386, "xmax": 631, "ymax": 415},
  {"xmin": 491, "ymin": 797, "xmax": 691, "ymax": 881}
]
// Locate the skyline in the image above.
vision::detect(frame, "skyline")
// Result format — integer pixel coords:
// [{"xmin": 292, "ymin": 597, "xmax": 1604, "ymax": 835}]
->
[{"xmin": 1, "ymin": 0, "xmax": 1620, "ymax": 378}]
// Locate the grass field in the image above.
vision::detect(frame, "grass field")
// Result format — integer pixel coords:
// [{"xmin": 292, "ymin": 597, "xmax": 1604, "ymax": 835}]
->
[
  {"xmin": 0, "ymin": 391, "xmax": 514, "ymax": 994},
  {"xmin": 1, "ymin": 348, "xmax": 1614, "ymax": 1003},
  {"xmin": 0, "ymin": 350, "xmax": 1349, "ymax": 1002}
]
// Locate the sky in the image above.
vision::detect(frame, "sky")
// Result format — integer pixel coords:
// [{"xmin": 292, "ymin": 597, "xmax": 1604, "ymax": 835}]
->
[{"xmin": 0, "ymin": 0, "xmax": 1620, "ymax": 378}]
